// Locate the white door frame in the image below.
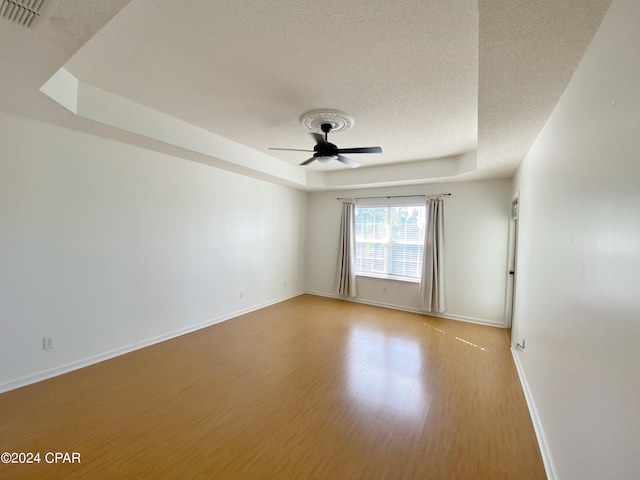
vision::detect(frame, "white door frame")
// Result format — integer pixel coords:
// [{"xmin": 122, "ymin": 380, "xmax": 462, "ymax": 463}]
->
[{"xmin": 504, "ymin": 192, "xmax": 520, "ymax": 341}]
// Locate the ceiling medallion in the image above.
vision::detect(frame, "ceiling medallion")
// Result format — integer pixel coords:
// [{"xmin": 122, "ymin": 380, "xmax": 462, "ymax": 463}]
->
[{"xmin": 300, "ymin": 110, "xmax": 354, "ymax": 134}]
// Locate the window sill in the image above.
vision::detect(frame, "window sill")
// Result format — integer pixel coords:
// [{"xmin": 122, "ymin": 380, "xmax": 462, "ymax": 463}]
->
[{"xmin": 356, "ymin": 273, "xmax": 421, "ymax": 284}]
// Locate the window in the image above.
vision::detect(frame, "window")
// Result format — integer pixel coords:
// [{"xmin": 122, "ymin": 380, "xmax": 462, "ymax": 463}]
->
[{"xmin": 354, "ymin": 204, "xmax": 427, "ymax": 281}]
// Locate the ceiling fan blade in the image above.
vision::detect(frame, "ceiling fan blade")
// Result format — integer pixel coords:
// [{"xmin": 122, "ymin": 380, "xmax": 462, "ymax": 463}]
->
[
  {"xmin": 269, "ymin": 147, "xmax": 315, "ymax": 152},
  {"xmin": 336, "ymin": 155, "xmax": 361, "ymax": 168},
  {"xmin": 311, "ymin": 132, "xmax": 326, "ymax": 145},
  {"xmin": 335, "ymin": 146, "xmax": 382, "ymax": 154},
  {"xmin": 300, "ymin": 156, "xmax": 317, "ymax": 166}
]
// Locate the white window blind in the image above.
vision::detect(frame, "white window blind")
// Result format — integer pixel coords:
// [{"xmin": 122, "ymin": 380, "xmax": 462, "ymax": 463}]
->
[{"xmin": 354, "ymin": 204, "xmax": 426, "ymax": 280}]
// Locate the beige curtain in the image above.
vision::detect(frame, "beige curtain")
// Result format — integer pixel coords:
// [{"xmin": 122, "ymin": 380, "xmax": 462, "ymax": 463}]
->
[
  {"xmin": 421, "ymin": 195, "xmax": 446, "ymax": 312},
  {"xmin": 335, "ymin": 199, "xmax": 357, "ymax": 297}
]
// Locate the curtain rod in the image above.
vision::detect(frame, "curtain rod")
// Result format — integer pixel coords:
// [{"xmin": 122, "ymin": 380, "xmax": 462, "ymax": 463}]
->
[{"xmin": 336, "ymin": 193, "xmax": 452, "ymax": 200}]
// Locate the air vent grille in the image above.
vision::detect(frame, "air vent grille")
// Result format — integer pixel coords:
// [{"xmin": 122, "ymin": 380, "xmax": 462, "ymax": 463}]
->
[{"xmin": 0, "ymin": 0, "xmax": 56, "ymax": 28}]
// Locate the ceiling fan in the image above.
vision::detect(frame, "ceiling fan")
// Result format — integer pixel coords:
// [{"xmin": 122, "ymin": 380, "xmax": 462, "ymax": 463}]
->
[{"xmin": 269, "ymin": 123, "xmax": 382, "ymax": 168}]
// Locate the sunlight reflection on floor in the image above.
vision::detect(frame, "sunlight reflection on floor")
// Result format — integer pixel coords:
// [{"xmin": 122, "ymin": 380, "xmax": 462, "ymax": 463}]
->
[{"xmin": 422, "ymin": 322, "xmax": 488, "ymax": 351}]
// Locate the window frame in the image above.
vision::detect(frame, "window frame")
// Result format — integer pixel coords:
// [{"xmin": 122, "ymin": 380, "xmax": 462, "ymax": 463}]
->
[{"xmin": 354, "ymin": 203, "xmax": 426, "ymax": 283}]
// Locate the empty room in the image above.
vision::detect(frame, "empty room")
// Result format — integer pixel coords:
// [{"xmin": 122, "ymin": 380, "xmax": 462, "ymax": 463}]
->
[{"xmin": 1, "ymin": 1, "xmax": 638, "ymax": 479}]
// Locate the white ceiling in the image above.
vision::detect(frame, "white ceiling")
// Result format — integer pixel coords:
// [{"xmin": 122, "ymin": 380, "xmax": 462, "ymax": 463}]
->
[{"xmin": 0, "ymin": 0, "xmax": 611, "ymax": 190}]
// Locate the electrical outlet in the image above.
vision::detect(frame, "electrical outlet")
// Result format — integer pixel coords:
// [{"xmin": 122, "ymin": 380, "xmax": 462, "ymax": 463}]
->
[
  {"xmin": 239, "ymin": 291, "xmax": 244, "ymax": 299},
  {"xmin": 43, "ymin": 337, "xmax": 54, "ymax": 350},
  {"xmin": 284, "ymin": 281, "xmax": 288, "ymax": 287},
  {"xmin": 383, "ymin": 287, "xmax": 387, "ymax": 294}
]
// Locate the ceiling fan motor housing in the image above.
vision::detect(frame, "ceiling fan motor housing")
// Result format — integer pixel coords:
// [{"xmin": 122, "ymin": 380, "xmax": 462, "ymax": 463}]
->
[{"xmin": 314, "ymin": 139, "xmax": 339, "ymax": 162}]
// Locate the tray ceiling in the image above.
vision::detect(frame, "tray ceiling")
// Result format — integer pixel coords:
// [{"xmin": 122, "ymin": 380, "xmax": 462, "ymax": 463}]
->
[{"xmin": 0, "ymin": 0, "xmax": 612, "ymax": 190}]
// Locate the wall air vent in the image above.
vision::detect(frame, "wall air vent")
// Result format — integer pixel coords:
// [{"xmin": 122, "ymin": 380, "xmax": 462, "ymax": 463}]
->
[{"xmin": 0, "ymin": 0, "xmax": 59, "ymax": 29}]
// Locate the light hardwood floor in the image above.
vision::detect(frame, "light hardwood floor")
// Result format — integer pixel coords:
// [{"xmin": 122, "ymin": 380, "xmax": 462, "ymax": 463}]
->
[{"xmin": 0, "ymin": 295, "xmax": 545, "ymax": 479}]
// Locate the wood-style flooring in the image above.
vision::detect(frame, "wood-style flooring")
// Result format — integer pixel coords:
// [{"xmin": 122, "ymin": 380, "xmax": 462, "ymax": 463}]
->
[{"xmin": 0, "ymin": 294, "xmax": 545, "ymax": 479}]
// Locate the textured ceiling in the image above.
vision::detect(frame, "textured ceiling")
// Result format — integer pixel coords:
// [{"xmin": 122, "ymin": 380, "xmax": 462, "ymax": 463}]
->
[
  {"xmin": 0, "ymin": 0, "xmax": 612, "ymax": 188},
  {"xmin": 64, "ymin": 0, "xmax": 479, "ymax": 170}
]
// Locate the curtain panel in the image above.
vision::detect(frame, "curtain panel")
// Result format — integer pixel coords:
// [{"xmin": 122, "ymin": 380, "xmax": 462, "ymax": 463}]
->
[
  {"xmin": 335, "ymin": 199, "xmax": 357, "ymax": 297},
  {"xmin": 421, "ymin": 195, "xmax": 446, "ymax": 312}
]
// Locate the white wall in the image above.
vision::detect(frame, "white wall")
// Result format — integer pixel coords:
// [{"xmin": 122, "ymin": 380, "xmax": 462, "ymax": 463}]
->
[
  {"xmin": 306, "ymin": 179, "xmax": 512, "ymax": 326},
  {"xmin": 0, "ymin": 113, "xmax": 307, "ymax": 391},
  {"xmin": 511, "ymin": 1, "xmax": 640, "ymax": 479}
]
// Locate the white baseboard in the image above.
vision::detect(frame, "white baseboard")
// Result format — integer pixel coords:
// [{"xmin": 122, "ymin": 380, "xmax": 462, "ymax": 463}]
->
[
  {"xmin": 0, "ymin": 292, "xmax": 304, "ymax": 394},
  {"xmin": 426, "ymin": 310, "xmax": 505, "ymax": 328},
  {"xmin": 511, "ymin": 348, "xmax": 557, "ymax": 480},
  {"xmin": 306, "ymin": 290, "xmax": 505, "ymax": 328}
]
